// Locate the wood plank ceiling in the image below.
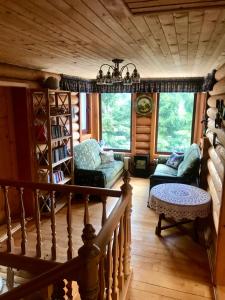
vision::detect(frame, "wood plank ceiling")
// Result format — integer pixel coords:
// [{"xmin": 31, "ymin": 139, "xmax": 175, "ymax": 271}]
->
[{"xmin": 0, "ymin": 0, "xmax": 225, "ymax": 78}]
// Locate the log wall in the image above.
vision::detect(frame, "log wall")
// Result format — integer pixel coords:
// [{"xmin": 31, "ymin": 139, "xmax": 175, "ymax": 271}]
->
[
  {"xmin": 204, "ymin": 62, "xmax": 225, "ymax": 289},
  {"xmin": 132, "ymin": 93, "xmax": 157, "ymax": 157}
]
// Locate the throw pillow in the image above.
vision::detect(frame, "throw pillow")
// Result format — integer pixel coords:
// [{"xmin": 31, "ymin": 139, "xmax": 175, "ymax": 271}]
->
[
  {"xmin": 166, "ymin": 152, "xmax": 184, "ymax": 169},
  {"xmin": 100, "ymin": 150, "xmax": 114, "ymax": 164}
]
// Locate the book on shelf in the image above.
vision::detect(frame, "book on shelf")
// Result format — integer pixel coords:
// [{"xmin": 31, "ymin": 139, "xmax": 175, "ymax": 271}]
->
[
  {"xmin": 51, "ymin": 125, "xmax": 64, "ymax": 139},
  {"xmin": 53, "ymin": 170, "xmax": 65, "ymax": 184},
  {"xmin": 52, "ymin": 145, "xmax": 68, "ymax": 163}
]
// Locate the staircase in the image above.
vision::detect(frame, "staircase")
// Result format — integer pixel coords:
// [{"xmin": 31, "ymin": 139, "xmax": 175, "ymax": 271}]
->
[{"xmin": 0, "ymin": 171, "xmax": 132, "ymax": 299}]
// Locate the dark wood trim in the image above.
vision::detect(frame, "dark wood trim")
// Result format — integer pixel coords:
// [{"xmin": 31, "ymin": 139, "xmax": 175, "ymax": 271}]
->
[{"xmin": 0, "ymin": 252, "xmax": 61, "ymax": 274}]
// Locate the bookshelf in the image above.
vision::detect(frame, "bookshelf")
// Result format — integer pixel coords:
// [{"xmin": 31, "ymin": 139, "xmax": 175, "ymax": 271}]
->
[{"xmin": 31, "ymin": 89, "xmax": 74, "ymax": 214}]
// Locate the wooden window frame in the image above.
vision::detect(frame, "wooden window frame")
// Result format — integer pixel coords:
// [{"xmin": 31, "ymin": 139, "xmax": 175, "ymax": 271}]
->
[{"xmin": 80, "ymin": 93, "xmax": 91, "ymax": 135}]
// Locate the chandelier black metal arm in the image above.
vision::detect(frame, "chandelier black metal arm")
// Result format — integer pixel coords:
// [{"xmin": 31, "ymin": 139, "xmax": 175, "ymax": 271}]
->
[{"xmin": 96, "ymin": 59, "xmax": 140, "ymax": 86}]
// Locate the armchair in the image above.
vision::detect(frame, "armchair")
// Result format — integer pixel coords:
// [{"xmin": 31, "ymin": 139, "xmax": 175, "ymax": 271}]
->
[{"xmin": 150, "ymin": 144, "xmax": 201, "ymax": 190}]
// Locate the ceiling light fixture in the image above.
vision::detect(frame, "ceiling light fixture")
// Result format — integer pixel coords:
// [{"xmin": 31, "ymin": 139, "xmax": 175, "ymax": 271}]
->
[{"xmin": 96, "ymin": 59, "xmax": 140, "ymax": 86}]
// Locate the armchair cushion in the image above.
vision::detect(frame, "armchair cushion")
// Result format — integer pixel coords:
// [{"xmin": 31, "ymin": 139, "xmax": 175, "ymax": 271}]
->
[
  {"xmin": 153, "ymin": 164, "xmax": 178, "ymax": 177},
  {"xmin": 100, "ymin": 150, "xmax": 115, "ymax": 164},
  {"xmin": 177, "ymin": 144, "xmax": 200, "ymax": 177},
  {"xmin": 74, "ymin": 139, "xmax": 101, "ymax": 170},
  {"xmin": 166, "ymin": 152, "xmax": 184, "ymax": 169}
]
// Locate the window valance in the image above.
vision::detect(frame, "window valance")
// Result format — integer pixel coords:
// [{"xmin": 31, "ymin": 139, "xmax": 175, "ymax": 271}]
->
[{"xmin": 60, "ymin": 74, "xmax": 204, "ymax": 93}]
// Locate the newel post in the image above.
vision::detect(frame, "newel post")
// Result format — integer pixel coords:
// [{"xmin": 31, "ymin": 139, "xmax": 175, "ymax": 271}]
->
[
  {"xmin": 77, "ymin": 224, "xmax": 100, "ymax": 300},
  {"xmin": 120, "ymin": 170, "xmax": 132, "ymax": 279}
]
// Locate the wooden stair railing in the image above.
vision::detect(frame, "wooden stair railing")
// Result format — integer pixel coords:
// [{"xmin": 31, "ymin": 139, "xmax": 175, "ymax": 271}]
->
[{"xmin": 0, "ymin": 171, "xmax": 132, "ymax": 299}]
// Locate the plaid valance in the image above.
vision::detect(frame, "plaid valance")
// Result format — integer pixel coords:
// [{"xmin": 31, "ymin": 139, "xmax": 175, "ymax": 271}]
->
[{"xmin": 60, "ymin": 74, "xmax": 204, "ymax": 93}]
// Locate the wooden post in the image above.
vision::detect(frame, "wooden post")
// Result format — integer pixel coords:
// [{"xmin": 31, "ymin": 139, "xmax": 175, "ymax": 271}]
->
[
  {"xmin": 120, "ymin": 171, "xmax": 132, "ymax": 279},
  {"xmin": 199, "ymin": 136, "xmax": 211, "ymax": 189},
  {"xmin": 77, "ymin": 224, "xmax": 100, "ymax": 300}
]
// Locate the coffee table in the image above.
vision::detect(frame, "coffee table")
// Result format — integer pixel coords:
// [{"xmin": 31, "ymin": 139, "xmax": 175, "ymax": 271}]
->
[{"xmin": 148, "ymin": 183, "xmax": 211, "ymax": 236}]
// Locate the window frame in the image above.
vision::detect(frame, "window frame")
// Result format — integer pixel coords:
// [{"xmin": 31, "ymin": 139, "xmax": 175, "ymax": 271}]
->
[
  {"xmin": 100, "ymin": 93, "xmax": 132, "ymax": 153},
  {"xmin": 79, "ymin": 93, "xmax": 91, "ymax": 134},
  {"xmin": 155, "ymin": 92, "xmax": 196, "ymax": 155}
]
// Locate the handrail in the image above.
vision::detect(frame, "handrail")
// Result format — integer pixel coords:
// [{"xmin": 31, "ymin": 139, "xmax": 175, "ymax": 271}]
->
[
  {"xmin": 0, "ymin": 252, "xmax": 60, "ymax": 274},
  {"xmin": 94, "ymin": 193, "xmax": 129, "ymax": 250},
  {"xmin": 0, "ymin": 256, "xmax": 82, "ymax": 300},
  {"xmin": 0, "ymin": 179, "xmax": 122, "ymax": 198}
]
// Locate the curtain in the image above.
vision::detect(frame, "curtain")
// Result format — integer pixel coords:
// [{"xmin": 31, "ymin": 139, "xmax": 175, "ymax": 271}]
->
[{"xmin": 60, "ymin": 74, "xmax": 204, "ymax": 93}]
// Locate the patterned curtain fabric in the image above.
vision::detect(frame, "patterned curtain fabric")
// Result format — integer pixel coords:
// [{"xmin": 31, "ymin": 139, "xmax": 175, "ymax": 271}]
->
[
  {"xmin": 60, "ymin": 74, "xmax": 204, "ymax": 93},
  {"xmin": 202, "ymin": 69, "xmax": 217, "ymax": 92}
]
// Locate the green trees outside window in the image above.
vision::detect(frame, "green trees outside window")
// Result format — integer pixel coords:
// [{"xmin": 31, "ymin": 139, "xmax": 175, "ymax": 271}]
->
[
  {"xmin": 156, "ymin": 93, "xmax": 195, "ymax": 153},
  {"xmin": 101, "ymin": 93, "xmax": 131, "ymax": 151}
]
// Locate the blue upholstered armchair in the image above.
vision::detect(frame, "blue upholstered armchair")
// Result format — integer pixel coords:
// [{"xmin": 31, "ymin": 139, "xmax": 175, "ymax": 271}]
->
[{"xmin": 150, "ymin": 144, "xmax": 201, "ymax": 190}]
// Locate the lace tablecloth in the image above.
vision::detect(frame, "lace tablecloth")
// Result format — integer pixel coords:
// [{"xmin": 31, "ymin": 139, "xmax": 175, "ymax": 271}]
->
[{"xmin": 149, "ymin": 183, "xmax": 211, "ymax": 221}]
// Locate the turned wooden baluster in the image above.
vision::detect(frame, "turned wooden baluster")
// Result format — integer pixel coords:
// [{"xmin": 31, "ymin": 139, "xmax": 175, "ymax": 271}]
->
[
  {"xmin": 3, "ymin": 186, "xmax": 13, "ymax": 252},
  {"xmin": 84, "ymin": 194, "xmax": 90, "ymax": 225},
  {"xmin": 67, "ymin": 192, "xmax": 73, "ymax": 260},
  {"xmin": 118, "ymin": 216, "xmax": 124, "ymax": 291},
  {"xmin": 19, "ymin": 187, "xmax": 27, "ymax": 255},
  {"xmin": 101, "ymin": 195, "xmax": 107, "ymax": 226},
  {"xmin": 112, "ymin": 227, "xmax": 119, "ymax": 300},
  {"xmin": 121, "ymin": 171, "xmax": 132, "ymax": 279},
  {"xmin": 98, "ymin": 196, "xmax": 107, "ymax": 300},
  {"xmin": 50, "ymin": 191, "xmax": 56, "ymax": 260},
  {"xmin": 51, "ymin": 279, "xmax": 66, "ymax": 300},
  {"xmin": 106, "ymin": 239, "xmax": 113, "ymax": 300},
  {"xmin": 35, "ymin": 189, "xmax": 42, "ymax": 258},
  {"xmin": 77, "ymin": 198, "xmax": 100, "ymax": 300},
  {"xmin": 66, "ymin": 192, "xmax": 73, "ymax": 300}
]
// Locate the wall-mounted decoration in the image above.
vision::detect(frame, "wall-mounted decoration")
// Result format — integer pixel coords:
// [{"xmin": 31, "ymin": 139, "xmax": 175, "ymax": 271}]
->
[{"xmin": 136, "ymin": 95, "xmax": 153, "ymax": 116}]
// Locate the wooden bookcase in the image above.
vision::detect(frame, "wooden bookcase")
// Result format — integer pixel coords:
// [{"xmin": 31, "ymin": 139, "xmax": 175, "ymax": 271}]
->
[{"xmin": 31, "ymin": 89, "xmax": 74, "ymax": 214}]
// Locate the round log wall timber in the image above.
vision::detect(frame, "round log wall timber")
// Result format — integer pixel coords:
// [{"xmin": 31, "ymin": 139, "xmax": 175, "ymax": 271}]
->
[
  {"xmin": 207, "ymin": 174, "xmax": 220, "ymax": 233},
  {"xmin": 0, "ymin": 63, "xmax": 60, "ymax": 81},
  {"xmin": 209, "ymin": 78, "xmax": 225, "ymax": 96},
  {"xmin": 208, "ymin": 119, "xmax": 225, "ymax": 147},
  {"xmin": 208, "ymin": 95, "xmax": 225, "ymax": 108},
  {"xmin": 207, "ymin": 108, "xmax": 217, "ymax": 120},
  {"xmin": 206, "ymin": 61, "xmax": 225, "ymax": 285},
  {"xmin": 208, "ymin": 147, "xmax": 225, "ymax": 182},
  {"xmin": 215, "ymin": 63, "xmax": 225, "ymax": 81}
]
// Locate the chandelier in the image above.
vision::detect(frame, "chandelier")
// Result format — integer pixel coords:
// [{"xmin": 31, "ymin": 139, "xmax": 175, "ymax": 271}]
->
[{"xmin": 96, "ymin": 59, "xmax": 140, "ymax": 86}]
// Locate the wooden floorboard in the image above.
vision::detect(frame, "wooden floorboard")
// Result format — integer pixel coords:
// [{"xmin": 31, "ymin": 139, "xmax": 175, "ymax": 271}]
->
[
  {"xmin": 12, "ymin": 177, "xmax": 214, "ymax": 299},
  {"xmin": 118, "ymin": 177, "xmax": 214, "ymax": 300}
]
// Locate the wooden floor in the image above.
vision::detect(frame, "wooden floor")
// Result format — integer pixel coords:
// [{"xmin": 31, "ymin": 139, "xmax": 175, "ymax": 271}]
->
[
  {"xmin": 12, "ymin": 177, "xmax": 214, "ymax": 299},
  {"xmin": 125, "ymin": 177, "xmax": 214, "ymax": 300}
]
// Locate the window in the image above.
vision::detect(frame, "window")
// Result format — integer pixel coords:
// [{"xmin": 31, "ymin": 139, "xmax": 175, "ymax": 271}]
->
[
  {"xmin": 156, "ymin": 92, "xmax": 195, "ymax": 153},
  {"xmin": 101, "ymin": 93, "xmax": 132, "ymax": 151},
  {"xmin": 80, "ymin": 93, "xmax": 90, "ymax": 134}
]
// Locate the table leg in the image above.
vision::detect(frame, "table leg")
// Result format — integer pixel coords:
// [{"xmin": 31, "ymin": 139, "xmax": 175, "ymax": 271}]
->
[
  {"xmin": 155, "ymin": 213, "xmax": 164, "ymax": 236},
  {"xmin": 193, "ymin": 217, "xmax": 199, "ymax": 242}
]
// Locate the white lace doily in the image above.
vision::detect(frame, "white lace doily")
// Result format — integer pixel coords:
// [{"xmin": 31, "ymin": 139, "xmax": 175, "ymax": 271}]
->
[{"xmin": 149, "ymin": 183, "xmax": 211, "ymax": 221}]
